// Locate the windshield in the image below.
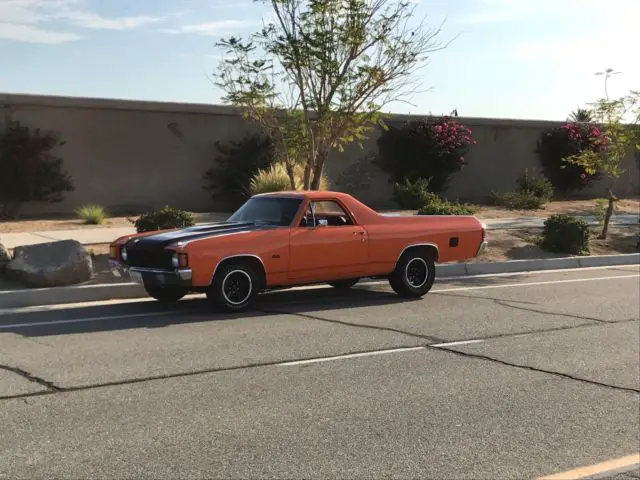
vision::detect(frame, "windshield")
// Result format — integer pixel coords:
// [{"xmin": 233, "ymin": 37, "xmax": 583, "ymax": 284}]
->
[{"xmin": 227, "ymin": 197, "xmax": 303, "ymax": 227}]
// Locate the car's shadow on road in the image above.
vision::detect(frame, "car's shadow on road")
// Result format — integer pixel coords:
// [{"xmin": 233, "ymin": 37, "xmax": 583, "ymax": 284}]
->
[
  {"xmin": 1, "ymin": 272, "xmax": 554, "ymax": 339},
  {"xmin": 0, "ymin": 285, "xmax": 423, "ymax": 338}
]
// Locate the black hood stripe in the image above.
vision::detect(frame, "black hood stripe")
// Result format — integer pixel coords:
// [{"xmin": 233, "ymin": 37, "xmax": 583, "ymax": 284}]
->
[{"xmin": 126, "ymin": 222, "xmax": 270, "ymax": 250}]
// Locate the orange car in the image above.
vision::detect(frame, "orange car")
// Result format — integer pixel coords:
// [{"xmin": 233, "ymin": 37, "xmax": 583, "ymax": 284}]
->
[{"xmin": 109, "ymin": 191, "xmax": 487, "ymax": 311}]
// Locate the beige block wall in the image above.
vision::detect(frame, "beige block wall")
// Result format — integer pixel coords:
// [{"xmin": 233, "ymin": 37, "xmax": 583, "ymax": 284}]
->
[{"xmin": 1, "ymin": 93, "xmax": 638, "ymax": 217}]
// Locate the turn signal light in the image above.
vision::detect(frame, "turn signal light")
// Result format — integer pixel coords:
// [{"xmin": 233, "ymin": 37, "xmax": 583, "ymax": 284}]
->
[{"xmin": 171, "ymin": 252, "xmax": 189, "ymax": 268}]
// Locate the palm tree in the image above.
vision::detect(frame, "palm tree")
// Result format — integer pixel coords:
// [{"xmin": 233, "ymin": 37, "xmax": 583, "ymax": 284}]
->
[{"xmin": 569, "ymin": 108, "xmax": 593, "ymax": 122}]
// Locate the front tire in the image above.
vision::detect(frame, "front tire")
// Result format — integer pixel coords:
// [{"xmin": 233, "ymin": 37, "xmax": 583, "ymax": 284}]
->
[
  {"xmin": 144, "ymin": 284, "xmax": 189, "ymax": 303},
  {"xmin": 208, "ymin": 261, "xmax": 261, "ymax": 312},
  {"xmin": 389, "ymin": 250, "xmax": 436, "ymax": 298}
]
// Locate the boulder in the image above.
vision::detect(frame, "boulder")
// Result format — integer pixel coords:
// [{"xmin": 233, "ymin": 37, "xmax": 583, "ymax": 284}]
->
[
  {"xmin": 5, "ymin": 240, "xmax": 93, "ymax": 287},
  {"xmin": 0, "ymin": 242, "xmax": 10, "ymax": 273}
]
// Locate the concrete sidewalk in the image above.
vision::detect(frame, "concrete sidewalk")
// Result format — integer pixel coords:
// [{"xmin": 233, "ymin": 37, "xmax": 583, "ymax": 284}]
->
[{"xmin": 1, "ymin": 214, "xmax": 638, "ymax": 249}]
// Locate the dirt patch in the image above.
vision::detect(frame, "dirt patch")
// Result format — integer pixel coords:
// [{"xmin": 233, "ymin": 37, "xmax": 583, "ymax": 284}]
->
[
  {"xmin": 474, "ymin": 198, "xmax": 640, "ymax": 219},
  {"xmin": 0, "ymin": 212, "xmax": 230, "ymax": 234},
  {"xmin": 471, "ymin": 225, "xmax": 639, "ymax": 263},
  {"xmin": 376, "ymin": 198, "xmax": 640, "ymax": 220}
]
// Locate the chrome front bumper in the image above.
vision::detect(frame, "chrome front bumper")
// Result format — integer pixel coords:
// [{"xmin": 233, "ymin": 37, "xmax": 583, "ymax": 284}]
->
[{"xmin": 109, "ymin": 260, "xmax": 192, "ymax": 287}]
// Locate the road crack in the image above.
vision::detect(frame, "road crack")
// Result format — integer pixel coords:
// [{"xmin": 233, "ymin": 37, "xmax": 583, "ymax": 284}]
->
[
  {"xmin": 264, "ymin": 308, "xmax": 637, "ymax": 348},
  {"xmin": 259, "ymin": 308, "xmax": 447, "ymax": 343},
  {"xmin": 0, "ymin": 343, "xmax": 433, "ymax": 401},
  {"xmin": 435, "ymin": 292, "xmax": 621, "ymax": 324},
  {"xmin": 429, "ymin": 346, "xmax": 640, "ymax": 394},
  {"xmin": 0, "ymin": 364, "xmax": 62, "ymax": 392}
]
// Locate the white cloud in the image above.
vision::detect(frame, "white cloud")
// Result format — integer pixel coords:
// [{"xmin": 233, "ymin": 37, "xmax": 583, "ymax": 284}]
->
[
  {"xmin": 162, "ymin": 20, "xmax": 246, "ymax": 36},
  {"xmin": 0, "ymin": 0, "xmax": 165, "ymax": 43},
  {"xmin": 0, "ymin": 21, "xmax": 80, "ymax": 43},
  {"xmin": 58, "ymin": 11, "xmax": 161, "ymax": 30}
]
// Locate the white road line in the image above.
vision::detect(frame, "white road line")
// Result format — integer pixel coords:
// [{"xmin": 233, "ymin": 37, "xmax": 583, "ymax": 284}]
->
[
  {"xmin": 431, "ymin": 274, "xmax": 639, "ymax": 293},
  {"xmin": 430, "ymin": 339, "xmax": 485, "ymax": 348},
  {"xmin": 0, "ymin": 310, "xmax": 197, "ymax": 330},
  {"xmin": 278, "ymin": 346, "xmax": 426, "ymax": 366},
  {"xmin": 0, "ymin": 294, "xmax": 205, "ymax": 316},
  {"xmin": 0, "ymin": 297, "xmax": 158, "ymax": 315}
]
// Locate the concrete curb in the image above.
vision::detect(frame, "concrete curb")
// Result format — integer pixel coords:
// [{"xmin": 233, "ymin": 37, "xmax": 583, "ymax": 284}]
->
[{"xmin": 1, "ymin": 254, "xmax": 638, "ymax": 309}]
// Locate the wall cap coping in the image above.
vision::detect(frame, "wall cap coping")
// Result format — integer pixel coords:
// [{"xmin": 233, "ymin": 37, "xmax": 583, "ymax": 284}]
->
[{"xmin": 2, "ymin": 92, "xmax": 567, "ymax": 128}]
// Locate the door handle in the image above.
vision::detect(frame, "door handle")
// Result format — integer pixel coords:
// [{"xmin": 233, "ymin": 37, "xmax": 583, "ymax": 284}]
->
[{"xmin": 353, "ymin": 231, "xmax": 365, "ymax": 235}]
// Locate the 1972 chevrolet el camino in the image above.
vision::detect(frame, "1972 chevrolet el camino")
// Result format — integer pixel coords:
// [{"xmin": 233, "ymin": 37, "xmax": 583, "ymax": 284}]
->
[{"xmin": 109, "ymin": 191, "xmax": 487, "ymax": 311}]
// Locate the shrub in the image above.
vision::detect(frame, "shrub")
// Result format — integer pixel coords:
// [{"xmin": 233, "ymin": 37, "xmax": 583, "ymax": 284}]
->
[
  {"xmin": 393, "ymin": 178, "xmax": 434, "ymax": 209},
  {"xmin": 417, "ymin": 195, "xmax": 476, "ymax": 216},
  {"xmin": 489, "ymin": 190, "xmax": 546, "ymax": 210},
  {"xmin": 489, "ymin": 170, "xmax": 554, "ymax": 210},
  {"xmin": 249, "ymin": 163, "xmax": 296, "ymax": 195},
  {"xmin": 248, "ymin": 162, "xmax": 329, "ymax": 195},
  {"xmin": 132, "ymin": 206, "xmax": 195, "ymax": 233},
  {"xmin": 75, "ymin": 204, "xmax": 107, "ymax": 225},
  {"xmin": 541, "ymin": 214, "xmax": 590, "ymax": 255},
  {"xmin": 202, "ymin": 133, "xmax": 275, "ymax": 205},
  {"xmin": 0, "ymin": 120, "xmax": 74, "ymax": 219},
  {"xmin": 376, "ymin": 116, "xmax": 476, "ymax": 193},
  {"xmin": 516, "ymin": 169, "xmax": 554, "ymax": 202},
  {"xmin": 535, "ymin": 122, "xmax": 606, "ymax": 193}
]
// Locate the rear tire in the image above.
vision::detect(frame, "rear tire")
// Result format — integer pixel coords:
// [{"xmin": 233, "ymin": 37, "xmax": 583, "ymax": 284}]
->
[
  {"xmin": 144, "ymin": 284, "xmax": 189, "ymax": 303},
  {"xmin": 329, "ymin": 278, "xmax": 360, "ymax": 290},
  {"xmin": 389, "ymin": 250, "xmax": 436, "ymax": 298},
  {"xmin": 208, "ymin": 261, "xmax": 261, "ymax": 312}
]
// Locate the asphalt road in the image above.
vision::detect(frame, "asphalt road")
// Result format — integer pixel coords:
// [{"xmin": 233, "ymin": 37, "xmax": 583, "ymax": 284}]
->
[{"xmin": 1, "ymin": 265, "xmax": 639, "ymax": 479}]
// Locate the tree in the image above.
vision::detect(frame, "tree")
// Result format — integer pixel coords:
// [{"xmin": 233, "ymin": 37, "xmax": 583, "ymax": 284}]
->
[
  {"xmin": 0, "ymin": 119, "xmax": 74, "ymax": 219},
  {"xmin": 213, "ymin": 0, "xmax": 450, "ymax": 190},
  {"xmin": 563, "ymin": 80, "xmax": 639, "ymax": 239},
  {"xmin": 568, "ymin": 108, "xmax": 593, "ymax": 123}
]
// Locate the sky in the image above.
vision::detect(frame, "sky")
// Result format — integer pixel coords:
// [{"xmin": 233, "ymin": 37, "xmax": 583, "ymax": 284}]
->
[{"xmin": 0, "ymin": 0, "xmax": 638, "ymax": 121}]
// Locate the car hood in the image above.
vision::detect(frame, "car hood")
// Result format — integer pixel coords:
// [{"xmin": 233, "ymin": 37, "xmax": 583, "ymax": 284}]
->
[{"xmin": 124, "ymin": 221, "xmax": 264, "ymax": 250}]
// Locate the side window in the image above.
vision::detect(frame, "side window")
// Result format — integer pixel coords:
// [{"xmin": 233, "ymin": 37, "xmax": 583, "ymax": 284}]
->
[{"xmin": 300, "ymin": 200, "xmax": 354, "ymax": 227}]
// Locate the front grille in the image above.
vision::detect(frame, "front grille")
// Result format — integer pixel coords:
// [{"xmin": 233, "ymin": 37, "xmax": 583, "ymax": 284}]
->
[{"xmin": 125, "ymin": 248, "xmax": 173, "ymax": 269}]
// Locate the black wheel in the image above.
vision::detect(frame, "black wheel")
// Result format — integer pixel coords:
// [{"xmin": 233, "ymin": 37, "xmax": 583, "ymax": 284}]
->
[
  {"xmin": 208, "ymin": 261, "xmax": 261, "ymax": 312},
  {"xmin": 329, "ymin": 278, "xmax": 360, "ymax": 289},
  {"xmin": 144, "ymin": 284, "xmax": 189, "ymax": 303},
  {"xmin": 388, "ymin": 250, "xmax": 436, "ymax": 298}
]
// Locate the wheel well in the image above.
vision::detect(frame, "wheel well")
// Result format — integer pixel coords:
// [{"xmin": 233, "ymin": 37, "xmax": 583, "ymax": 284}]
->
[
  {"xmin": 400, "ymin": 244, "xmax": 439, "ymax": 262},
  {"xmin": 212, "ymin": 255, "xmax": 267, "ymax": 287}
]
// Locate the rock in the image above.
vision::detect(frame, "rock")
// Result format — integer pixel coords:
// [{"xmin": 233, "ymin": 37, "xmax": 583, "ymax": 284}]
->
[
  {"xmin": 0, "ymin": 242, "xmax": 10, "ymax": 273},
  {"xmin": 5, "ymin": 240, "xmax": 93, "ymax": 287}
]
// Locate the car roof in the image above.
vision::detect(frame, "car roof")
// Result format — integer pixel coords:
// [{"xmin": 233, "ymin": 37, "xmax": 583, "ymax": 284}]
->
[{"xmin": 253, "ymin": 190, "xmax": 353, "ymax": 201}]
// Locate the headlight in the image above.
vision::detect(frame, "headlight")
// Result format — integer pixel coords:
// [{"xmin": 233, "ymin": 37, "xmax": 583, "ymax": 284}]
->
[
  {"xmin": 171, "ymin": 253, "xmax": 180, "ymax": 268},
  {"xmin": 121, "ymin": 247, "xmax": 128, "ymax": 261}
]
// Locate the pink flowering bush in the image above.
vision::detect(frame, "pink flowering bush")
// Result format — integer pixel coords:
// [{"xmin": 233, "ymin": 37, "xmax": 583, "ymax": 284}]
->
[
  {"xmin": 535, "ymin": 121, "xmax": 608, "ymax": 192},
  {"xmin": 376, "ymin": 116, "xmax": 477, "ymax": 193}
]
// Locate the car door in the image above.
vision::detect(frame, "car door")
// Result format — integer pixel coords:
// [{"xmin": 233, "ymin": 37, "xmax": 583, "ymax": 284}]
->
[{"xmin": 288, "ymin": 199, "xmax": 369, "ymax": 282}]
